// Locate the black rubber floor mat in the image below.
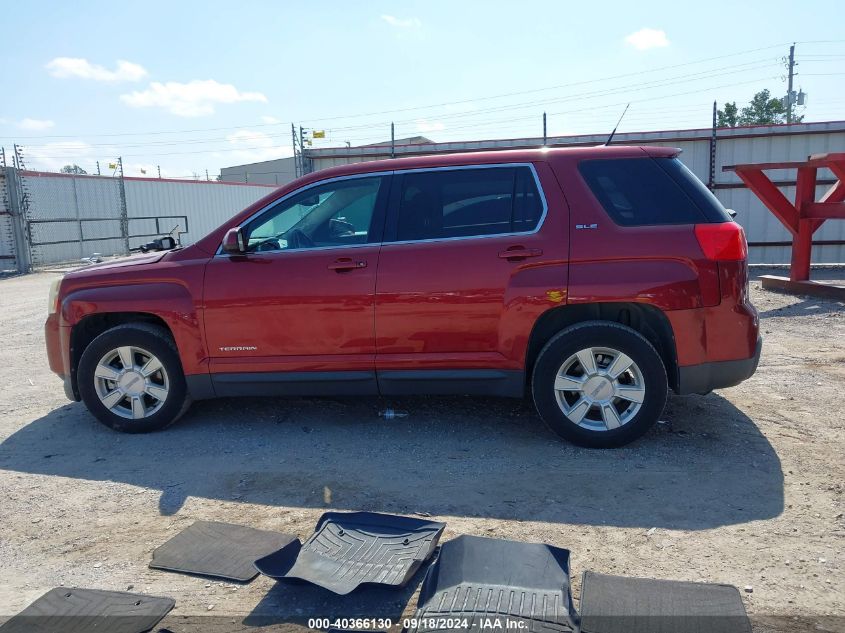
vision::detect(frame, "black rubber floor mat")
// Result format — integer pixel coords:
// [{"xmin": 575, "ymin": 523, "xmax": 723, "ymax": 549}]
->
[
  {"xmin": 578, "ymin": 571, "xmax": 751, "ymax": 633},
  {"xmin": 407, "ymin": 534, "xmax": 578, "ymax": 632},
  {"xmin": 0, "ymin": 587, "xmax": 174, "ymax": 633},
  {"xmin": 149, "ymin": 520, "xmax": 297, "ymax": 582},
  {"xmin": 254, "ymin": 511, "xmax": 446, "ymax": 595}
]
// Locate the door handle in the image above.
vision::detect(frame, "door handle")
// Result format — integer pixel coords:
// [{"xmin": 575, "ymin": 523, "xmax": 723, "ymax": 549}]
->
[
  {"xmin": 498, "ymin": 246, "xmax": 543, "ymax": 261},
  {"xmin": 328, "ymin": 258, "xmax": 367, "ymax": 272}
]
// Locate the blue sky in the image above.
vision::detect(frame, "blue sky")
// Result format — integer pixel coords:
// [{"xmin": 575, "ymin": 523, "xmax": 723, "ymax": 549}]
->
[{"xmin": 1, "ymin": 0, "xmax": 843, "ymax": 178}]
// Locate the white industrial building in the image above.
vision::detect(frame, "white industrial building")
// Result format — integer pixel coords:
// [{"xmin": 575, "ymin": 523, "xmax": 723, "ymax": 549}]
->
[
  {"xmin": 2, "ymin": 121, "xmax": 842, "ymax": 271},
  {"xmin": 219, "ymin": 120, "xmax": 845, "ymax": 265},
  {"xmin": 218, "ymin": 137, "xmax": 434, "ymax": 185}
]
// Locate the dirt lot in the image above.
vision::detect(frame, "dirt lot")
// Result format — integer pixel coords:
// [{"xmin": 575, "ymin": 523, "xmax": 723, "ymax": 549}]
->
[{"xmin": 0, "ymin": 270, "xmax": 843, "ymax": 632}]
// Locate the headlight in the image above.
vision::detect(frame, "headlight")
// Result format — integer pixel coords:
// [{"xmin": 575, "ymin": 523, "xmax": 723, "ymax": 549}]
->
[{"xmin": 47, "ymin": 277, "xmax": 62, "ymax": 315}]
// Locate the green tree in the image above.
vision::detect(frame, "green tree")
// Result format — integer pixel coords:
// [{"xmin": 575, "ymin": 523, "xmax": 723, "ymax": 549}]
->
[
  {"xmin": 60, "ymin": 164, "xmax": 87, "ymax": 174},
  {"xmin": 717, "ymin": 102, "xmax": 738, "ymax": 128},
  {"xmin": 717, "ymin": 89, "xmax": 804, "ymax": 128},
  {"xmin": 738, "ymin": 89, "xmax": 786, "ymax": 125}
]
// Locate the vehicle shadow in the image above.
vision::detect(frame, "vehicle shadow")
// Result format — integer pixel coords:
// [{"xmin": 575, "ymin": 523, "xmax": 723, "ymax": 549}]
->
[
  {"xmin": 0, "ymin": 390, "xmax": 783, "ymax": 530},
  {"xmin": 242, "ymin": 563, "xmax": 427, "ymax": 630}
]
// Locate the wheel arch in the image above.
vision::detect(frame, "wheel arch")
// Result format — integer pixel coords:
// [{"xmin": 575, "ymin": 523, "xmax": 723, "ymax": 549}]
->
[
  {"xmin": 68, "ymin": 312, "xmax": 175, "ymax": 400},
  {"xmin": 60, "ymin": 282, "xmax": 206, "ymax": 397},
  {"xmin": 525, "ymin": 302, "xmax": 678, "ymax": 391}
]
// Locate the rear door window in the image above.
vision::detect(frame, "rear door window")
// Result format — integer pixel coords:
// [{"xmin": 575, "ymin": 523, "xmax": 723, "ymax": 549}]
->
[
  {"xmin": 578, "ymin": 157, "xmax": 728, "ymax": 226},
  {"xmin": 394, "ymin": 166, "xmax": 543, "ymax": 241}
]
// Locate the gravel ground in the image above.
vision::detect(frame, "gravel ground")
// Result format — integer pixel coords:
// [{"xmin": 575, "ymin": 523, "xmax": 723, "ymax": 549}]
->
[{"xmin": 0, "ymin": 270, "xmax": 843, "ymax": 632}]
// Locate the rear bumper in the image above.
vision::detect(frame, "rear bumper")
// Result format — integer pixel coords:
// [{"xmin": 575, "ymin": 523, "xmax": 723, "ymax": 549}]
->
[{"xmin": 676, "ymin": 336, "xmax": 762, "ymax": 395}]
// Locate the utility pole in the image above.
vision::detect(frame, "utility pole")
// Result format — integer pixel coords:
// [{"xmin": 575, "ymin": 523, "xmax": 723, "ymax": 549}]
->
[
  {"xmin": 542, "ymin": 112, "xmax": 547, "ymax": 146},
  {"xmin": 96, "ymin": 161, "xmax": 101, "ymax": 176},
  {"xmin": 390, "ymin": 122, "xmax": 395, "ymax": 158},
  {"xmin": 157, "ymin": 165, "xmax": 161, "ymax": 179},
  {"xmin": 786, "ymin": 43, "xmax": 796, "ymax": 124},
  {"xmin": 205, "ymin": 169, "xmax": 209, "ymax": 181}
]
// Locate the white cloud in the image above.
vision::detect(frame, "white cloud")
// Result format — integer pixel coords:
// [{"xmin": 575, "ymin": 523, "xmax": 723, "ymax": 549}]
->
[
  {"xmin": 46, "ymin": 57, "xmax": 148, "ymax": 82},
  {"xmin": 120, "ymin": 80, "xmax": 268, "ymax": 117},
  {"xmin": 261, "ymin": 115, "xmax": 282, "ymax": 124},
  {"xmin": 19, "ymin": 118, "xmax": 55, "ymax": 130},
  {"xmin": 624, "ymin": 28, "xmax": 670, "ymax": 51},
  {"xmin": 23, "ymin": 141, "xmax": 94, "ymax": 172},
  {"xmin": 211, "ymin": 130, "xmax": 293, "ymax": 165},
  {"xmin": 415, "ymin": 119, "xmax": 445, "ymax": 133},
  {"xmin": 381, "ymin": 14, "xmax": 421, "ymax": 28}
]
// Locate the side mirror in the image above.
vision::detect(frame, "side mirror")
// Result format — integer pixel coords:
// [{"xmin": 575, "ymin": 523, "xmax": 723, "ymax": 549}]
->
[
  {"xmin": 726, "ymin": 208, "xmax": 737, "ymax": 219},
  {"xmin": 138, "ymin": 235, "xmax": 177, "ymax": 253},
  {"xmin": 222, "ymin": 227, "xmax": 247, "ymax": 255},
  {"xmin": 158, "ymin": 236, "xmax": 177, "ymax": 250}
]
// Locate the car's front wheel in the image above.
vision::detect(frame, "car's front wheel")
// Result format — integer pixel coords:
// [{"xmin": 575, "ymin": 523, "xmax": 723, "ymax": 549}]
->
[
  {"xmin": 531, "ymin": 321, "xmax": 667, "ymax": 448},
  {"xmin": 77, "ymin": 323, "xmax": 191, "ymax": 433}
]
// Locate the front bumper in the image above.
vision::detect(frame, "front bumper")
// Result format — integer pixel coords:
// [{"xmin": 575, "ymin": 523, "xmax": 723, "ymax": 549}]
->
[
  {"xmin": 676, "ymin": 336, "xmax": 762, "ymax": 395},
  {"xmin": 61, "ymin": 374, "xmax": 79, "ymax": 401},
  {"xmin": 46, "ymin": 313, "xmax": 80, "ymax": 401}
]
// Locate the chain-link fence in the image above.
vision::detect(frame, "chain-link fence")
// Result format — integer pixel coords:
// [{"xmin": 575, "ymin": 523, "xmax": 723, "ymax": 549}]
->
[
  {"xmin": 0, "ymin": 151, "xmax": 275, "ymax": 271},
  {"xmin": 0, "ymin": 168, "xmax": 20, "ymax": 273},
  {"xmin": 23, "ymin": 170, "xmax": 129, "ymax": 266}
]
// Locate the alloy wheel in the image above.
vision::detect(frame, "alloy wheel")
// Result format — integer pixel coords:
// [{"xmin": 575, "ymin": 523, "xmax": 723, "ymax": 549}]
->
[
  {"xmin": 553, "ymin": 346, "xmax": 646, "ymax": 432},
  {"xmin": 93, "ymin": 346, "xmax": 170, "ymax": 420}
]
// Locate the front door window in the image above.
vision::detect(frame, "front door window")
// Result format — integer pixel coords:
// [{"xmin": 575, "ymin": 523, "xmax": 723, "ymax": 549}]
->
[{"xmin": 244, "ymin": 177, "xmax": 383, "ymax": 252}]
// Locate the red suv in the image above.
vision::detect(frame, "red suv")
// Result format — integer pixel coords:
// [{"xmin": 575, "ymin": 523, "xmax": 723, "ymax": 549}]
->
[{"xmin": 45, "ymin": 146, "xmax": 760, "ymax": 447}]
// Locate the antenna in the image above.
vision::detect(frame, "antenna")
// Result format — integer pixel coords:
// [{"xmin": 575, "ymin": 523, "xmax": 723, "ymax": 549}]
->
[{"xmin": 605, "ymin": 103, "xmax": 630, "ymax": 146}]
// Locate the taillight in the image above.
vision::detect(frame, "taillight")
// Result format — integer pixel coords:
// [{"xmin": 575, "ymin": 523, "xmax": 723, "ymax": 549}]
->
[{"xmin": 694, "ymin": 222, "xmax": 747, "ymax": 261}]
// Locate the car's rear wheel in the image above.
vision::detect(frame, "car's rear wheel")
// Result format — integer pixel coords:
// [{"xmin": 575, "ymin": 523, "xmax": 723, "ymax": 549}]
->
[
  {"xmin": 531, "ymin": 321, "xmax": 667, "ymax": 448},
  {"xmin": 78, "ymin": 323, "xmax": 190, "ymax": 433}
]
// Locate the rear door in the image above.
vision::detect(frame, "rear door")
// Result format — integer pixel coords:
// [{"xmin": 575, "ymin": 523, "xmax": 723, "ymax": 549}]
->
[{"xmin": 374, "ymin": 163, "xmax": 563, "ymax": 394}]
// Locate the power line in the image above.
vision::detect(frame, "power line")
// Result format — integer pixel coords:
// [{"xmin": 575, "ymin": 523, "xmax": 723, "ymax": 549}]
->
[
  {"xmin": 2, "ymin": 42, "xmax": 793, "ymax": 141},
  {"xmin": 18, "ymin": 58, "xmax": 782, "ymax": 150},
  {"xmin": 311, "ymin": 59, "xmax": 781, "ymax": 133},
  {"xmin": 23, "ymin": 74, "xmax": 785, "ymax": 159}
]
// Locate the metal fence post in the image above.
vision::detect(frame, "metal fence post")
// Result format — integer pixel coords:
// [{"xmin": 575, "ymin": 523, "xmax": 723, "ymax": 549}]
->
[
  {"xmin": 4, "ymin": 167, "xmax": 32, "ymax": 273},
  {"xmin": 71, "ymin": 173, "xmax": 84, "ymax": 259},
  {"xmin": 709, "ymin": 101, "xmax": 718, "ymax": 191},
  {"xmin": 117, "ymin": 157, "xmax": 130, "ymax": 254}
]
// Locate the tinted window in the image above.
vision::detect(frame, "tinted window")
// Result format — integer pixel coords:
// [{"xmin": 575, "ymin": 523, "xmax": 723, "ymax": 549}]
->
[
  {"xmin": 244, "ymin": 176, "xmax": 382, "ymax": 252},
  {"xmin": 579, "ymin": 157, "xmax": 720, "ymax": 226},
  {"xmin": 396, "ymin": 166, "xmax": 543, "ymax": 241},
  {"xmin": 658, "ymin": 158, "xmax": 732, "ymax": 222}
]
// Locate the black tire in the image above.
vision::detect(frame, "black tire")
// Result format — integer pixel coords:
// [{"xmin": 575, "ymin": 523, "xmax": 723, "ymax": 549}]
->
[
  {"xmin": 77, "ymin": 323, "xmax": 191, "ymax": 433},
  {"xmin": 531, "ymin": 321, "xmax": 667, "ymax": 448}
]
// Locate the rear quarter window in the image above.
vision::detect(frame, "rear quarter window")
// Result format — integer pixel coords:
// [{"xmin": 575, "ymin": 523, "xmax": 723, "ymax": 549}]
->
[{"xmin": 578, "ymin": 157, "xmax": 730, "ymax": 226}]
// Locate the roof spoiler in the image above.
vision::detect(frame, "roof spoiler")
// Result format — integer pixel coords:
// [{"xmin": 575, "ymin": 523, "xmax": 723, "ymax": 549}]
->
[{"xmin": 641, "ymin": 146, "xmax": 683, "ymax": 158}]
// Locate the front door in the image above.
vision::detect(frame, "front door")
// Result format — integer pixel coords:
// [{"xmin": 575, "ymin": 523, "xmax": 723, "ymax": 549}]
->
[{"xmin": 203, "ymin": 174, "xmax": 390, "ymax": 394}]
